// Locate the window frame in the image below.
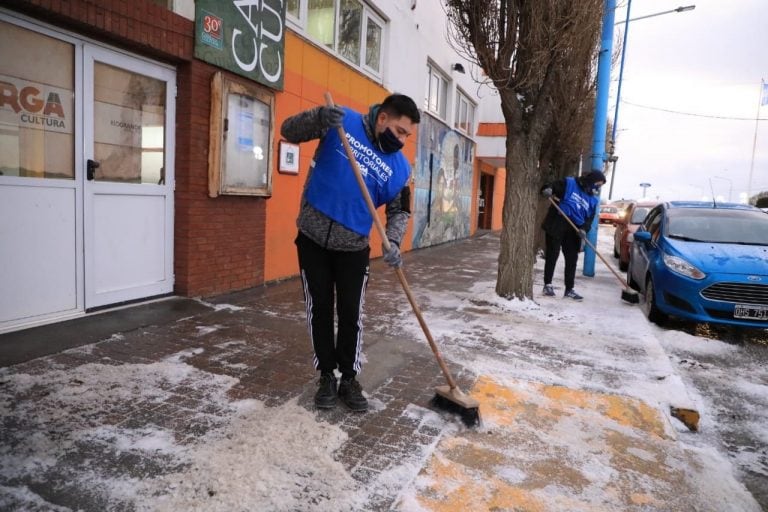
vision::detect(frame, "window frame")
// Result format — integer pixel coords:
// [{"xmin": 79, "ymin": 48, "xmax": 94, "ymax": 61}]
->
[
  {"xmin": 286, "ymin": 0, "xmax": 386, "ymax": 81},
  {"xmin": 425, "ymin": 63, "xmax": 448, "ymax": 120},
  {"xmin": 361, "ymin": 9, "xmax": 384, "ymax": 75},
  {"xmin": 454, "ymin": 88, "xmax": 476, "ymax": 136}
]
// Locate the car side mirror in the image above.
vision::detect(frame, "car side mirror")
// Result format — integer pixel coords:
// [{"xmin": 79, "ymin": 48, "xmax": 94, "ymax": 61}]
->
[{"xmin": 633, "ymin": 231, "xmax": 652, "ymax": 244}]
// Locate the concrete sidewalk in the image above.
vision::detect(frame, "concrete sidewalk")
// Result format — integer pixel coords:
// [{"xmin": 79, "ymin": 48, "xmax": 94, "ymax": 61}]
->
[{"xmin": 0, "ymin": 231, "xmax": 759, "ymax": 511}]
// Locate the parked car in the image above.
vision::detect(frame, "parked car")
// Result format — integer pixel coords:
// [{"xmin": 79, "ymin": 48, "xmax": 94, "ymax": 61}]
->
[
  {"xmin": 599, "ymin": 205, "xmax": 621, "ymax": 224},
  {"xmin": 627, "ymin": 201, "xmax": 768, "ymax": 327},
  {"xmin": 613, "ymin": 201, "xmax": 659, "ymax": 271}
]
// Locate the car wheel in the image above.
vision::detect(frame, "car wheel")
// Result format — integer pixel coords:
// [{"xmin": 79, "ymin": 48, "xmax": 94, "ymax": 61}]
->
[
  {"xmin": 619, "ymin": 258, "xmax": 628, "ymax": 272},
  {"xmin": 642, "ymin": 276, "xmax": 668, "ymax": 326},
  {"xmin": 613, "ymin": 246, "xmax": 619, "ymax": 258}
]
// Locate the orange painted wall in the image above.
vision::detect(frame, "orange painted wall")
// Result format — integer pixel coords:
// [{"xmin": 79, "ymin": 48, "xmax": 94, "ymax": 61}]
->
[
  {"xmin": 470, "ymin": 158, "xmax": 480, "ymax": 236},
  {"xmin": 265, "ymin": 32, "xmax": 418, "ymax": 282},
  {"xmin": 492, "ymin": 167, "xmax": 506, "ymax": 230},
  {"xmin": 478, "ymin": 160, "xmax": 506, "ymax": 232}
]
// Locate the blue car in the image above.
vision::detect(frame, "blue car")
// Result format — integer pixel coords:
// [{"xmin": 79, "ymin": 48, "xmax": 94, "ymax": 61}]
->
[{"xmin": 627, "ymin": 201, "xmax": 768, "ymax": 328}]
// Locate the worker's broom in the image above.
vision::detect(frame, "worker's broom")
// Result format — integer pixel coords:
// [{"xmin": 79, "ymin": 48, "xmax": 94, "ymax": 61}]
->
[
  {"xmin": 548, "ymin": 197, "xmax": 640, "ymax": 304},
  {"xmin": 325, "ymin": 92, "xmax": 480, "ymax": 427}
]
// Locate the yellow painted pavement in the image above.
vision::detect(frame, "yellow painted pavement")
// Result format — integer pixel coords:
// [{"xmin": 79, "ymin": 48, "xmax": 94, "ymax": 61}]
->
[{"xmin": 401, "ymin": 375, "xmax": 707, "ymax": 511}]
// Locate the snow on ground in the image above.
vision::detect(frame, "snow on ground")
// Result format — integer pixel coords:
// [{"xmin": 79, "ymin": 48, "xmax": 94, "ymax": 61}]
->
[
  {"xmin": 0, "ymin": 347, "xmax": 449, "ymax": 511},
  {"xmin": 1, "ymin": 226, "xmax": 765, "ymax": 510},
  {"xmin": 656, "ymin": 326, "xmax": 768, "ymax": 502}
]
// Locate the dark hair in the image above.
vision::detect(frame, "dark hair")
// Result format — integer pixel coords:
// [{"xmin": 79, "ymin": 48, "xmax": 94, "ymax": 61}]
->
[{"xmin": 379, "ymin": 93, "xmax": 420, "ymax": 124}]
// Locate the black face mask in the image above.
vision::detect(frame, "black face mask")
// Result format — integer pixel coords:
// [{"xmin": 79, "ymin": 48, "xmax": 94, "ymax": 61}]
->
[{"xmin": 377, "ymin": 127, "xmax": 403, "ymax": 153}]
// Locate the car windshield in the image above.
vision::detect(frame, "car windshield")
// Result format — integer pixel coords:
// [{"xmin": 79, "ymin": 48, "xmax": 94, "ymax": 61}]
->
[
  {"xmin": 630, "ymin": 207, "xmax": 651, "ymax": 224},
  {"xmin": 667, "ymin": 208, "xmax": 768, "ymax": 245},
  {"xmin": 602, "ymin": 207, "xmax": 617, "ymax": 213}
]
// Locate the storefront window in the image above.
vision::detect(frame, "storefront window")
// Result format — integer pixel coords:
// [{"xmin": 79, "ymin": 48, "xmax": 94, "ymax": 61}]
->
[
  {"xmin": 0, "ymin": 20, "xmax": 74, "ymax": 180},
  {"xmin": 93, "ymin": 63, "xmax": 166, "ymax": 184}
]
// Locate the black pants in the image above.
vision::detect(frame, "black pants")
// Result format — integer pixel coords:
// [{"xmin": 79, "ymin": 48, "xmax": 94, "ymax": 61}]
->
[
  {"xmin": 543, "ymin": 229, "xmax": 581, "ymax": 291},
  {"xmin": 296, "ymin": 232, "xmax": 370, "ymax": 378}
]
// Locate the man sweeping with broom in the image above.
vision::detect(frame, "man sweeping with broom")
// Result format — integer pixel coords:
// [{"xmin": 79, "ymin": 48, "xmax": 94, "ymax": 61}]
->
[
  {"xmin": 281, "ymin": 94, "xmax": 420, "ymax": 412},
  {"xmin": 540, "ymin": 171, "xmax": 606, "ymax": 301}
]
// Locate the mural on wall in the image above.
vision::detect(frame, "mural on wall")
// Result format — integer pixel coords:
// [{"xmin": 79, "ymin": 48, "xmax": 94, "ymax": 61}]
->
[{"xmin": 412, "ymin": 115, "xmax": 473, "ymax": 248}]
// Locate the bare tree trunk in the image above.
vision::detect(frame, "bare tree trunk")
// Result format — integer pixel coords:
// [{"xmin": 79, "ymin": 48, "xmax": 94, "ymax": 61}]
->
[{"xmin": 496, "ymin": 138, "xmax": 539, "ymax": 299}]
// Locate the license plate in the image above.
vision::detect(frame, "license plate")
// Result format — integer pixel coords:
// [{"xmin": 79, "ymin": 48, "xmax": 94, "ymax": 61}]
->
[{"xmin": 734, "ymin": 304, "xmax": 768, "ymax": 321}]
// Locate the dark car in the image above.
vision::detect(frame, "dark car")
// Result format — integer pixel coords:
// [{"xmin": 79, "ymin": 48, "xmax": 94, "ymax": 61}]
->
[
  {"xmin": 613, "ymin": 201, "xmax": 659, "ymax": 271},
  {"xmin": 628, "ymin": 201, "xmax": 768, "ymax": 327}
]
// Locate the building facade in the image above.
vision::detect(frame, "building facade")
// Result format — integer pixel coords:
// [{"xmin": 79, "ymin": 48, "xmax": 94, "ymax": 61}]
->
[{"xmin": 0, "ymin": 0, "xmax": 506, "ymax": 334}]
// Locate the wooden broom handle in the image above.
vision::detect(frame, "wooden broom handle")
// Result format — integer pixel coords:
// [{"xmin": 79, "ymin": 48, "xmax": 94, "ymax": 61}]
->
[
  {"xmin": 548, "ymin": 196, "xmax": 630, "ymax": 288},
  {"xmin": 324, "ymin": 92, "xmax": 458, "ymax": 391}
]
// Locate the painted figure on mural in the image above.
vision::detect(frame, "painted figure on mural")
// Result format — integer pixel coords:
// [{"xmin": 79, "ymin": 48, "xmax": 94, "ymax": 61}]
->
[{"xmin": 415, "ymin": 137, "xmax": 469, "ymax": 247}]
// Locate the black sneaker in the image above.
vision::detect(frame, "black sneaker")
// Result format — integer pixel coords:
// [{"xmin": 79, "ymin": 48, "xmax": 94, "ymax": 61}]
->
[
  {"xmin": 338, "ymin": 377, "xmax": 368, "ymax": 412},
  {"xmin": 314, "ymin": 373, "xmax": 337, "ymax": 409},
  {"xmin": 564, "ymin": 289, "xmax": 584, "ymax": 301}
]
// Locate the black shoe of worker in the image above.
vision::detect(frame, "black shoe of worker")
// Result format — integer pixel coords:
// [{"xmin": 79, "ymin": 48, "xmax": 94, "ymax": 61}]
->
[
  {"xmin": 314, "ymin": 372, "xmax": 337, "ymax": 409},
  {"xmin": 338, "ymin": 376, "xmax": 368, "ymax": 412}
]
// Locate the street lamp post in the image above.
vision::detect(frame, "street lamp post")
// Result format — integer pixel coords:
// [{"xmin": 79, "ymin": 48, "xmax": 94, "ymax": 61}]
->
[{"xmin": 606, "ymin": 2, "xmax": 696, "ymax": 201}]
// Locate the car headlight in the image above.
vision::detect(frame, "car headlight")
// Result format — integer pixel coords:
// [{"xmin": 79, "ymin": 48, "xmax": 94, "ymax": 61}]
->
[{"xmin": 662, "ymin": 253, "xmax": 706, "ymax": 279}]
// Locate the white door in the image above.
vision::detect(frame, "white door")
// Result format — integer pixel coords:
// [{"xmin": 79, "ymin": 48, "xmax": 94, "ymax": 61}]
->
[
  {"xmin": 0, "ymin": 17, "xmax": 83, "ymax": 332},
  {"xmin": 83, "ymin": 46, "xmax": 175, "ymax": 309}
]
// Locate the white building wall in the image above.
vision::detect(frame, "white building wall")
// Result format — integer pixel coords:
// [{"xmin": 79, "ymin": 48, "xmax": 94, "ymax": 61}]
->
[
  {"xmin": 371, "ymin": 0, "xmax": 485, "ymax": 134},
  {"xmin": 476, "ymin": 135, "xmax": 507, "ymax": 160},
  {"xmin": 373, "ymin": 0, "xmax": 506, "ymax": 161}
]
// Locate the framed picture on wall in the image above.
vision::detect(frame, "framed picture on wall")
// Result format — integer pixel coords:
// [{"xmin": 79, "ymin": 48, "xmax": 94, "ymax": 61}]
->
[
  {"xmin": 278, "ymin": 141, "xmax": 299, "ymax": 174},
  {"xmin": 208, "ymin": 72, "xmax": 275, "ymax": 197}
]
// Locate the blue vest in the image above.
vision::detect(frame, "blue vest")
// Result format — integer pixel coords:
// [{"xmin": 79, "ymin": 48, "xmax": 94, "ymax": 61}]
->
[
  {"xmin": 304, "ymin": 108, "xmax": 411, "ymax": 236},
  {"xmin": 557, "ymin": 177, "xmax": 599, "ymax": 226}
]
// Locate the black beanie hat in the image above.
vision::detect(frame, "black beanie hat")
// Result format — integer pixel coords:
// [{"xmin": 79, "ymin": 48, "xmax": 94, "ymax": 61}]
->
[{"xmin": 580, "ymin": 171, "xmax": 606, "ymax": 187}]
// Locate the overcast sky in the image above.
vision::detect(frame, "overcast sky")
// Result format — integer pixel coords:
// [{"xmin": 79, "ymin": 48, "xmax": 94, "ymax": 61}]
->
[{"xmin": 606, "ymin": 0, "xmax": 768, "ymax": 203}]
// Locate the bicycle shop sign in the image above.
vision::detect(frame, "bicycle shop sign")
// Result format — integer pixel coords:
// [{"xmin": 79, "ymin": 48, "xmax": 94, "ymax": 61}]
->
[{"xmin": 195, "ymin": 0, "xmax": 285, "ymax": 90}]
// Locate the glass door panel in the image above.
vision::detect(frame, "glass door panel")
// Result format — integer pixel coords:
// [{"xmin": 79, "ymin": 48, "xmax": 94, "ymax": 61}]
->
[{"xmin": 93, "ymin": 62, "xmax": 166, "ymax": 184}]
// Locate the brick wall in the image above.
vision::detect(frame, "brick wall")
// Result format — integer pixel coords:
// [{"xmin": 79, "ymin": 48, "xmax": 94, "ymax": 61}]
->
[
  {"xmin": 4, "ymin": 0, "xmax": 192, "ymax": 62},
  {"xmin": 174, "ymin": 62, "xmax": 267, "ymax": 296}
]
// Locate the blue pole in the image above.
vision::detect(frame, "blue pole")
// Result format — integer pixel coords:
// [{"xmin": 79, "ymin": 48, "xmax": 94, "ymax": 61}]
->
[{"xmin": 583, "ymin": 0, "xmax": 616, "ymax": 277}]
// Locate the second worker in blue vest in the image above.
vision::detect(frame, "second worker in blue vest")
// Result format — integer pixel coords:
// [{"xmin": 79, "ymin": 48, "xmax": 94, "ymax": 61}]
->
[
  {"xmin": 281, "ymin": 94, "xmax": 420, "ymax": 412},
  {"xmin": 540, "ymin": 171, "xmax": 606, "ymax": 301}
]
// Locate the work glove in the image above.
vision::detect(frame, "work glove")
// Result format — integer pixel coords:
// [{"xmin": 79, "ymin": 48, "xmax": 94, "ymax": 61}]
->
[
  {"xmin": 578, "ymin": 229, "xmax": 586, "ymax": 252},
  {"xmin": 541, "ymin": 187, "xmax": 553, "ymax": 198},
  {"xmin": 319, "ymin": 106, "xmax": 344, "ymax": 128},
  {"xmin": 382, "ymin": 241, "xmax": 402, "ymax": 268}
]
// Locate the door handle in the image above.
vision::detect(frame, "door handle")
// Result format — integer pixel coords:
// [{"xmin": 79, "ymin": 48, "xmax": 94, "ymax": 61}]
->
[{"xmin": 87, "ymin": 159, "xmax": 100, "ymax": 181}]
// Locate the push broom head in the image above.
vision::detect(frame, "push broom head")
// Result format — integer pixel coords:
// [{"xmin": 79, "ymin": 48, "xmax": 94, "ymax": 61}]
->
[
  {"xmin": 431, "ymin": 385, "xmax": 481, "ymax": 427},
  {"xmin": 621, "ymin": 288, "xmax": 640, "ymax": 304}
]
